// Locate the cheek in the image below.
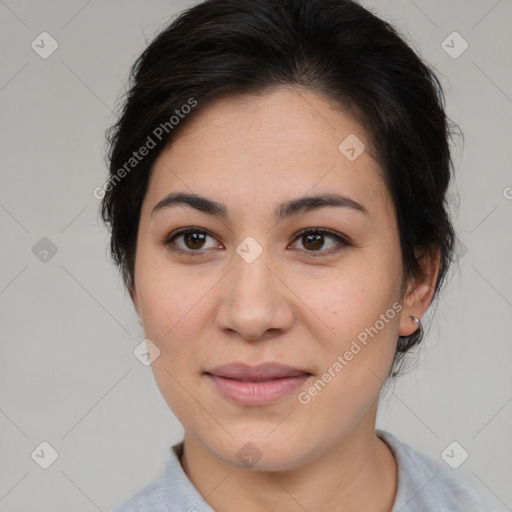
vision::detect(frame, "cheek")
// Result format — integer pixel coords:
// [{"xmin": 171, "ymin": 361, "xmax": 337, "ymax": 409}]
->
[
  {"xmin": 300, "ymin": 279, "xmax": 399, "ymax": 416},
  {"xmin": 303, "ymin": 262, "xmax": 401, "ymax": 334},
  {"xmin": 135, "ymin": 251, "xmax": 213, "ymax": 343},
  {"xmin": 303, "ymin": 268, "xmax": 401, "ymax": 390},
  {"xmin": 149, "ymin": 359, "xmax": 213, "ymax": 440}
]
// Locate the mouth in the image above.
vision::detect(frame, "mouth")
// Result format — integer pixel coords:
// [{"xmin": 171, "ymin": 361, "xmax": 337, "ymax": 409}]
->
[{"xmin": 204, "ymin": 363, "xmax": 312, "ymax": 406}]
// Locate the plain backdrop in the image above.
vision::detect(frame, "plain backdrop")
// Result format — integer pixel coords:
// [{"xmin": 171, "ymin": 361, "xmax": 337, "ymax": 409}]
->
[{"xmin": 1, "ymin": 0, "xmax": 511, "ymax": 511}]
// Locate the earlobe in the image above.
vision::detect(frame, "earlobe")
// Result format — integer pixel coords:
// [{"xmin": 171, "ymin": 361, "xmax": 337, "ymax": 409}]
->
[
  {"xmin": 398, "ymin": 248, "xmax": 440, "ymax": 337},
  {"xmin": 398, "ymin": 279, "xmax": 433, "ymax": 336}
]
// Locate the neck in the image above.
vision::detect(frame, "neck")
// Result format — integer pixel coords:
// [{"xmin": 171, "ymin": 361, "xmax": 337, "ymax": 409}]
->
[{"xmin": 179, "ymin": 418, "xmax": 397, "ymax": 512}]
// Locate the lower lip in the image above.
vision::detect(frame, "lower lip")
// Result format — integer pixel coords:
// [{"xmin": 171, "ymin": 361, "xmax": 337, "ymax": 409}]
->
[{"xmin": 206, "ymin": 374, "xmax": 310, "ymax": 406}]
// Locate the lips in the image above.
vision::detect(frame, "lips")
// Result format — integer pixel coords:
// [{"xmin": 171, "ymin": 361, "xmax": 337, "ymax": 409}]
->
[
  {"xmin": 204, "ymin": 363, "xmax": 312, "ymax": 406},
  {"xmin": 206, "ymin": 363, "xmax": 309, "ymax": 380}
]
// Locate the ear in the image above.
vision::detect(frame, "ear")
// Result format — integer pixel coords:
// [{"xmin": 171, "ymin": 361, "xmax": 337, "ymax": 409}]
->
[{"xmin": 398, "ymin": 247, "xmax": 441, "ymax": 337}]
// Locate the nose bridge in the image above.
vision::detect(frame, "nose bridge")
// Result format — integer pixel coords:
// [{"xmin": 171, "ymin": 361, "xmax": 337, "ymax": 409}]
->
[
  {"xmin": 233, "ymin": 240, "xmax": 272, "ymax": 298},
  {"xmin": 231, "ymin": 236, "xmax": 275, "ymax": 307},
  {"xmin": 217, "ymin": 237, "xmax": 292, "ymax": 339}
]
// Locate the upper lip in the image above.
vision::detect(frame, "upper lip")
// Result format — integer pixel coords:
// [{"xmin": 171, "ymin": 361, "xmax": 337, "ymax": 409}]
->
[{"xmin": 205, "ymin": 363, "xmax": 311, "ymax": 381}]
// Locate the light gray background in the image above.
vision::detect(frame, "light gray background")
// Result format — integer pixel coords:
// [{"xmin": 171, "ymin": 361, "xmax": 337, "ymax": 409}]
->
[{"xmin": 1, "ymin": 0, "xmax": 511, "ymax": 511}]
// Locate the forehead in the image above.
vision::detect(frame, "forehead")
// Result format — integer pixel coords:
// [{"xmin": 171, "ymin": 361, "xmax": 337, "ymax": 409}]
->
[
  {"xmin": 170, "ymin": 85, "xmax": 370, "ymax": 155},
  {"xmin": 144, "ymin": 86, "xmax": 390, "ymax": 217}
]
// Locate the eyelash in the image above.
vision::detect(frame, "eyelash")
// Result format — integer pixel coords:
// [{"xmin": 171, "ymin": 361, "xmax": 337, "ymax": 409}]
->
[{"xmin": 162, "ymin": 227, "xmax": 351, "ymax": 258}]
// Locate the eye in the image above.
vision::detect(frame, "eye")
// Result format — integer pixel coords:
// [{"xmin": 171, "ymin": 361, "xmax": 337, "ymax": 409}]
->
[
  {"xmin": 289, "ymin": 228, "xmax": 350, "ymax": 256},
  {"xmin": 163, "ymin": 227, "xmax": 220, "ymax": 256},
  {"xmin": 162, "ymin": 227, "xmax": 351, "ymax": 258}
]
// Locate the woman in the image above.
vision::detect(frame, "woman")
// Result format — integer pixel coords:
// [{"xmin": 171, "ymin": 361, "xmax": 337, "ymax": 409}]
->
[{"xmin": 101, "ymin": 0, "xmax": 491, "ymax": 510}]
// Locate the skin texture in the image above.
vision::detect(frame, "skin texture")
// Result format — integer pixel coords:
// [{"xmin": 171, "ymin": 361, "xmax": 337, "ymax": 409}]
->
[{"xmin": 131, "ymin": 85, "xmax": 438, "ymax": 511}]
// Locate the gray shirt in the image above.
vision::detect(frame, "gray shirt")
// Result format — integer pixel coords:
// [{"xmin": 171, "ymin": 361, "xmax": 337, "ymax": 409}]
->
[{"xmin": 111, "ymin": 429, "xmax": 490, "ymax": 511}]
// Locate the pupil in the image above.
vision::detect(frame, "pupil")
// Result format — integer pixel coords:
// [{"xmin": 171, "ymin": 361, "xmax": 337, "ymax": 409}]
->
[
  {"xmin": 304, "ymin": 233, "xmax": 323, "ymax": 250},
  {"xmin": 186, "ymin": 232, "xmax": 205, "ymax": 249}
]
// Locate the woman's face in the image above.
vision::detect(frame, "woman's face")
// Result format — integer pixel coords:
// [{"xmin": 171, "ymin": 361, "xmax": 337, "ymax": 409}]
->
[{"xmin": 132, "ymin": 86, "xmax": 414, "ymax": 470}]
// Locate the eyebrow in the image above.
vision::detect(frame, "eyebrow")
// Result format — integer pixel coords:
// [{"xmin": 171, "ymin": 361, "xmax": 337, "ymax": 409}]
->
[{"xmin": 151, "ymin": 191, "xmax": 368, "ymax": 220}]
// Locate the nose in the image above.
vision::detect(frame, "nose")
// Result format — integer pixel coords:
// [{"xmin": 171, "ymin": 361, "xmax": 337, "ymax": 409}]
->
[{"xmin": 216, "ymin": 246, "xmax": 294, "ymax": 342}]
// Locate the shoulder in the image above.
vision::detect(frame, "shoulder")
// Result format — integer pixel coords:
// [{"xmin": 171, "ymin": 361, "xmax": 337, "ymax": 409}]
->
[
  {"xmin": 377, "ymin": 430, "xmax": 491, "ymax": 512},
  {"xmin": 109, "ymin": 476, "xmax": 166, "ymax": 512},
  {"xmin": 108, "ymin": 441, "xmax": 213, "ymax": 512}
]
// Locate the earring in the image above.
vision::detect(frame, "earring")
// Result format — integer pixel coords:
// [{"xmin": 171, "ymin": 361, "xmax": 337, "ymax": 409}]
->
[{"xmin": 410, "ymin": 315, "xmax": 422, "ymax": 336}]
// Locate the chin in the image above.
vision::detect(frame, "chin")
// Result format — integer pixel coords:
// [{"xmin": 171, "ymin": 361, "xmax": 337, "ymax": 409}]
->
[{"xmin": 201, "ymin": 426, "xmax": 317, "ymax": 472}]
